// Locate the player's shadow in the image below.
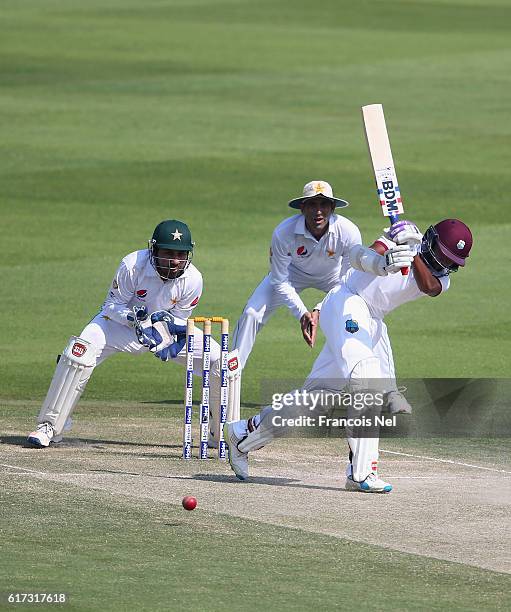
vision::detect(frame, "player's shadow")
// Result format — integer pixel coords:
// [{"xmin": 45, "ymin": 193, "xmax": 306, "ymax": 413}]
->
[
  {"xmin": 0, "ymin": 435, "xmax": 28, "ymax": 446},
  {"xmin": 191, "ymin": 473, "xmax": 343, "ymax": 492},
  {"xmin": 84, "ymin": 469, "xmax": 342, "ymax": 492},
  {"xmin": 77, "ymin": 438, "xmax": 182, "ymax": 450},
  {"xmin": 0, "ymin": 435, "xmax": 182, "ymax": 451}
]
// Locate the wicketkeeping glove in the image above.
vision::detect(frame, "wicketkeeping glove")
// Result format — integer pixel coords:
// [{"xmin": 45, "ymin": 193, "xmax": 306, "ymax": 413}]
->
[
  {"xmin": 148, "ymin": 311, "xmax": 187, "ymax": 354},
  {"xmin": 155, "ymin": 336, "xmax": 187, "ymax": 361},
  {"xmin": 129, "ymin": 307, "xmax": 157, "ymax": 348}
]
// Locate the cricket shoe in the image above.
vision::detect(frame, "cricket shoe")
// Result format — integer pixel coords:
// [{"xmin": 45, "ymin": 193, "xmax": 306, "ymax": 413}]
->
[
  {"xmin": 27, "ymin": 422, "xmax": 56, "ymax": 447},
  {"xmin": 386, "ymin": 390, "xmax": 412, "ymax": 415},
  {"xmin": 26, "ymin": 418, "xmax": 72, "ymax": 447},
  {"xmin": 223, "ymin": 421, "xmax": 249, "ymax": 481},
  {"xmin": 345, "ymin": 473, "xmax": 393, "ymax": 493}
]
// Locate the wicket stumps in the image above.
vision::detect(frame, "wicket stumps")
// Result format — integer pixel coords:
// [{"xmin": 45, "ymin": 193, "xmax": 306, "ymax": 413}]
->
[{"xmin": 183, "ymin": 317, "xmax": 230, "ymax": 460}]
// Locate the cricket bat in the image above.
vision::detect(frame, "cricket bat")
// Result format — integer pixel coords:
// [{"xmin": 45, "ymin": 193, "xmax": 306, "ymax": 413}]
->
[{"xmin": 361, "ymin": 103, "xmax": 408, "ymax": 275}]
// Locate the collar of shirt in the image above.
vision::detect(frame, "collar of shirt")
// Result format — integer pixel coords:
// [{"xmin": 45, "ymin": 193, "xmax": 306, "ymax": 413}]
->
[{"xmin": 294, "ymin": 214, "xmax": 337, "ymax": 241}]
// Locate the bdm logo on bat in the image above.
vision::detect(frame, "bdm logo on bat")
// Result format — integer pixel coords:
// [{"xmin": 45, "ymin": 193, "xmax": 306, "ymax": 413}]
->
[
  {"xmin": 72, "ymin": 342, "xmax": 87, "ymax": 357},
  {"xmin": 378, "ymin": 178, "xmax": 401, "ymax": 215}
]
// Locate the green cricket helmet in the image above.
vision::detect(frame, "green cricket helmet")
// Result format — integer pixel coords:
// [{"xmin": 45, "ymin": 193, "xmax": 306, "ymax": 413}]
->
[
  {"xmin": 150, "ymin": 219, "xmax": 194, "ymax": 251},
  {"xmin": 149, "ymin": 220, "xmax": 194, "ymax": 280}
]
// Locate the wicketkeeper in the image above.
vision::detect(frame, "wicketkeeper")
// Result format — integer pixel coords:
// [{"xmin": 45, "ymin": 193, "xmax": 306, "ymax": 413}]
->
[
  {"xmin": 224, "ymin": 219, "xmax": 473, "ymax": 492},
  {"xmin": 27, "ymin": 219, "xmax": 226, "ymax": 447}
]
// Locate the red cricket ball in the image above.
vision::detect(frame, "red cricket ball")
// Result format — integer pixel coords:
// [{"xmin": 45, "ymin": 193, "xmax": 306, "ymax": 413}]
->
[{"xmin": 182, "ymin": 496, "xmax": 197, "ymax": 511}]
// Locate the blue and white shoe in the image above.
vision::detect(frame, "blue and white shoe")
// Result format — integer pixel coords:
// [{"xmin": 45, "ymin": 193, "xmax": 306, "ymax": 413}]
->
[
  {"xmin": 27, "ymin": 422, "xmax": 56, "ymax": 447},
  {"xmin": 345, "ymin": 473, "xmax": 393, "ymax": 493},
  {"xmin": 223, "ymin": 422, "xmax": 249, "ymax": 481},
  {"xmin": 27, "ymin": 418, "xmax": 72, "ymax": 447}
]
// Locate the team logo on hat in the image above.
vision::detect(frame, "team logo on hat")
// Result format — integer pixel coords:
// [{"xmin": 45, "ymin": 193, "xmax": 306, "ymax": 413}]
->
[
  {"xmin": 297, "ymin": 246, "xmax": 308, "ymax": 257},
  {"xmin": 136, "ymin": 289, "xmax": 148, "ymax": 299},
  {"xmin": 345, "ymin": 319, "xmax": 359, "ymax": 334},
  {"xmin": 456, "ymin": 240, "xmax": 465, "ymax": 250},
  {"xmin": 171, "ymin": 229, "xmax": 182, "ymax": 241},
  {"xmin": 314, "ymin": 182, "xmax": 326, "ymax": 193}
]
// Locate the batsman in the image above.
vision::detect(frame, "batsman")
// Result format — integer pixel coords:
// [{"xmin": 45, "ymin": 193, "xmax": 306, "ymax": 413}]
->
[
  {"xmin": 225, "ymin": 218, "xmax": 474, "ymax": 492},
  {"xmin": 232, "ymin": 179, "xmax": 411, "ymax": 414},
  {"xmin": 27, "ymin": 220, "xmax": 226, "ymax": 447}
]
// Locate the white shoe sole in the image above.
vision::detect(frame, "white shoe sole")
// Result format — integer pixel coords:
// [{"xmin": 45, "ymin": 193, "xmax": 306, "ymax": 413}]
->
[{"xmin": 345, "ymin": 478, "xmax": 392, "ymax": 493}]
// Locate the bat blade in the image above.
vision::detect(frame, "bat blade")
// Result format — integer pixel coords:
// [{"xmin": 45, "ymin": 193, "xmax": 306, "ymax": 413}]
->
[
  {"xmin": 362, "ymin": 103, "xmax": 404, "ymax": 220},
  {"xmin": 362, "ymin": 103, "xmax": 408, "ymax": 274}
]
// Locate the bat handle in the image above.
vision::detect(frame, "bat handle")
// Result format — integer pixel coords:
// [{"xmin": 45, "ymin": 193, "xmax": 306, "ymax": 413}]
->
[{"xmin": 389, "ymin": 213, "xmax": 409, "ymax": 276}]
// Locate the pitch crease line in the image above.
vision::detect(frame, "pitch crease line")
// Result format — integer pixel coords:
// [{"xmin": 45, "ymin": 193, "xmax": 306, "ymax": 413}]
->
[
  {"xmin": 0, "ymin": 463, "xmax": 45, "ymax": 474},
  {"xmin": 381, "ymin": 450, "xmax": 511, "ymax": 474}
]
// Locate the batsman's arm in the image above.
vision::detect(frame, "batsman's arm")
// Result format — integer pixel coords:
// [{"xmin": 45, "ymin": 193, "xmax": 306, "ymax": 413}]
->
[
  {"xmin": 350, "ymin": 239, "xmax": 414, "ymax": 275},
  {"xmin": 339, "ymin": 224, "xmax": 363, "ymax": 277},
  {"xmin": 412, "ymin": 255, "xmax": 442, "ymax": 297}
]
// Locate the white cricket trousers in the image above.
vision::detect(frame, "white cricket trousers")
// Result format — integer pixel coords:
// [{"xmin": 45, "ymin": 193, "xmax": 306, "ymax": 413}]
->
[{"xmin": 252, "ymin": 285, "xmax": 396, "ymax": 481}]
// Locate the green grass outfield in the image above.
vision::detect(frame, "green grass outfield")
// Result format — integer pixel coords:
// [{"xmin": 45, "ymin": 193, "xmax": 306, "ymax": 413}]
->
[
  {"xmin": 1, "ymin": 0, "xmax": 510, "ymax": 609},
  {"xmin": 2, "ymin": 477, "xmax": 509, "ymax": 612}
]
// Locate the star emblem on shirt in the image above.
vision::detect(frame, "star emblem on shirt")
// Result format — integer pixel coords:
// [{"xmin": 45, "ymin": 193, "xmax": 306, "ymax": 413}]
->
[
  {"xmin": 171, "ymin": 229, "xmax": 182, "ymax": 241},
  {"xmin": 327, "ymin": 249, "xmax": 335, "ymax": 257},
  {"xmin": 171, "ymin": 298, "xmax": 178, "ymax": 305}
]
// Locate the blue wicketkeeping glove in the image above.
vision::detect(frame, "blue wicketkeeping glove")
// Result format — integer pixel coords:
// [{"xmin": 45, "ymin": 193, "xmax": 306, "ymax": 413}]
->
[
  {"xmin": 129, "ymin": 307, "xmax": 158, "ymax": 348},
  {"xmin": 155, "ymin": 335, "xmax": 187, "ymax": 361},
  {"xmin": 149, "ymin": 311, "xmax": 187, "ymax": 357}
]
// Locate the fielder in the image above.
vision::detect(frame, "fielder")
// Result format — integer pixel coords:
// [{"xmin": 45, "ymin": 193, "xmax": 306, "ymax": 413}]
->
[
  {"xmin": 27, "ymin": 219, "xmax": 226, "ymax": 447},
  {"xmin": 224, "ymin": 218, "xmax": 473, "ymax": 492},
  {"xmin": 233, "ymin": 180, "xmax": 360, "ymax": 364},
  {"xmin": 232, "ymin": 179, "xmax": 410, "ymax": 414}
]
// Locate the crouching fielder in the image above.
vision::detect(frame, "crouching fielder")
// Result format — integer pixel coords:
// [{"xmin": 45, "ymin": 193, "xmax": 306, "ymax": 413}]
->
[
  {"xmin": 224, "ymin": 219, "xmax": 473, "ymax": 493},
  {"xmin": 28, "ymin": 219, "xmax": 227, "ymax": 447}
]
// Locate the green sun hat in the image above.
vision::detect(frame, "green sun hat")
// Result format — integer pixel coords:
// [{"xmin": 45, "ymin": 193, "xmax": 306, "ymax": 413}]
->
[{"xmin": 151, "ymin": 220, "xmax": 194, "ymax": 251}]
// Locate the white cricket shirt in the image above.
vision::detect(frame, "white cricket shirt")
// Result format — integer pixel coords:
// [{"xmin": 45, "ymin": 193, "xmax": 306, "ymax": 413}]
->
[
  {"xmin": 270, "ymin": 213, "xmax": 362, "ymax": 319},
  {"xmin": 100, "ymin": 249, "xmax": 202, "ymax": 325}
]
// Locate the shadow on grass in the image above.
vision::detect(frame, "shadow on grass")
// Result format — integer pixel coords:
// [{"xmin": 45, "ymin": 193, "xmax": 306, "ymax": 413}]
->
[
  {"xmin": 0, "ymin": 435, "xmax": 28, "ymax": 447},
  {"xmin": 191, "ymin": 472, "xmax": 343, "ymax": 492},
  {"xmin": 86, "ymin": 468, "xmax": 344, "ymax": 492},
  {"xmin": 0, "ymin": 435, "xmax": 182, "ymax": 451}
]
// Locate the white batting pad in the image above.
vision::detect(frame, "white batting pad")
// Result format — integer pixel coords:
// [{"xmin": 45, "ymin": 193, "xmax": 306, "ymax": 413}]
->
[
  {"xmin": 227, "ymin": 350, "xmax": 241, "ymax": 422},
  {"xmin": 37, "ymin": 336, "xmax": 96, "ymax": 435}
]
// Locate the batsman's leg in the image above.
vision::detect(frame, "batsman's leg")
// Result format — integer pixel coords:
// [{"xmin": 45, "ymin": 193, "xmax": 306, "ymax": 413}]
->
[
  {"xmin": 373, "ymin": 319, "xmax": 411, "ymax": 414},
  {"xmin": 318, "ymin": 287, "xmax": 392, "ymax": 492}
]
